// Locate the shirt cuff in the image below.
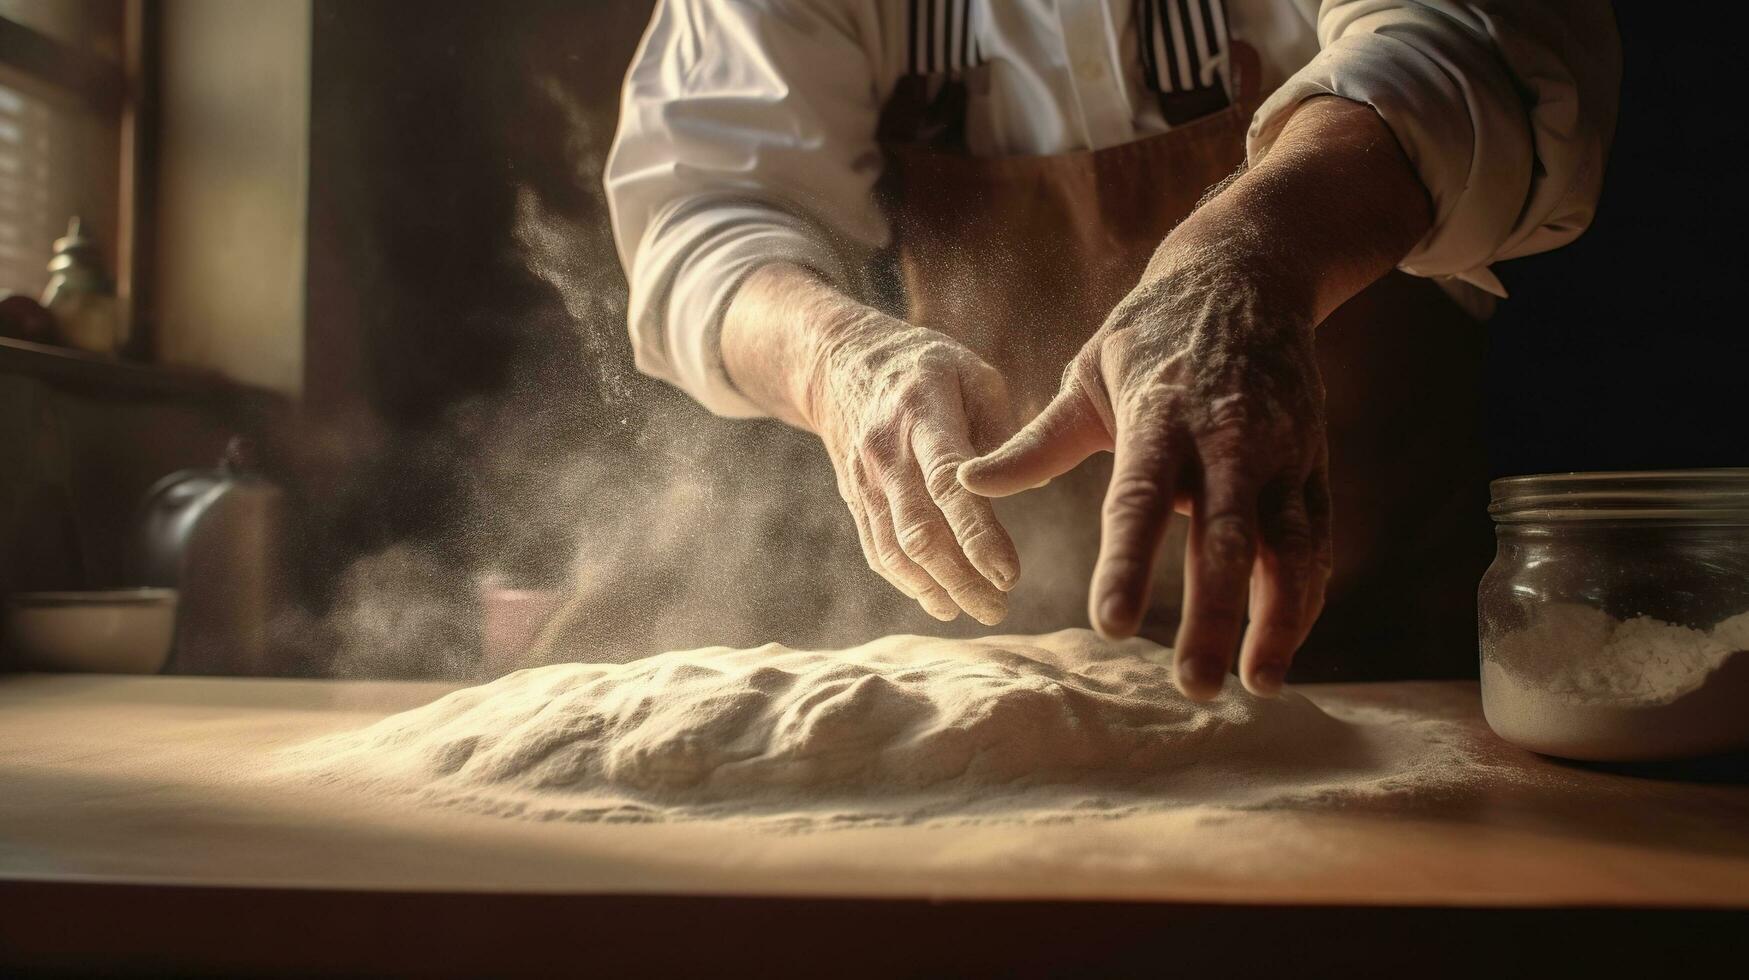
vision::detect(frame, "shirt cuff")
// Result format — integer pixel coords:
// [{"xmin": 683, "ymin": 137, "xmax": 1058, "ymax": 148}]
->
[
  {"xmin": 630, "ymin": 203, "xmax": 852, "ymax": 419},
  {"xmin": 1246, "ymin": 30, "xmax": 1530, "ymax": 298}
]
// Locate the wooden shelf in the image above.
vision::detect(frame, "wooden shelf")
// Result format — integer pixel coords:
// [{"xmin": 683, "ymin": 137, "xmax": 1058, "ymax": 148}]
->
[{"xmin": 0, "ymin": 336, "xmax": 285, "ymax": 412}]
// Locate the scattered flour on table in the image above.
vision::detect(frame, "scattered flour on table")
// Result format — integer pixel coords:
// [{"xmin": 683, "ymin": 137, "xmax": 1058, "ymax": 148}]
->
[
  {"xmin": 1486, "ymin": 605, "xmax": 1749, "ymax": 707},
  {"xmin": 284, "ymin": 630, "xmax": 1483, "ymax": 828}
]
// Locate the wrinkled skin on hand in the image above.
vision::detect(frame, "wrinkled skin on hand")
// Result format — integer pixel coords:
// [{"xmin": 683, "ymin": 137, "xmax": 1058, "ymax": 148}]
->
[
  {"xmin": 805, "ymin": 313, "xmax": 1021, "ymax": 625},
  {"xmin": 960, "ymin": 97, "xmax": 1432, "ymax": 701},
  {"xmin": 960, "ymin": 244, "xmax": 1332, "ymax": 699}
]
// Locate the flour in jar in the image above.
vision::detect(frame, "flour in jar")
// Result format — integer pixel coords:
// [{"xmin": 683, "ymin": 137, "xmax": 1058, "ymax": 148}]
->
[
  {"xmin": 1485, "ymin": 604, "xmax": 1749, "ymax": 707},
  {"xmin": 285, "ymin": 629, "xmax": 1475, "ymax": 827},
  {"xmin": 1481, "ymin": 603, "xmax": 1749, "ymax": 761}
]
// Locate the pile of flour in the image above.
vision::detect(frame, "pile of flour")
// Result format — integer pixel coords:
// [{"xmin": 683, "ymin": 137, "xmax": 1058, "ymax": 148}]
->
[
  {"xmin": 287, "ymin": 630, "xmax": 1475, "ymax": 827},
  {"xmin": 1481, "ymin": 604, "xmax": 1749, "ymax": 760}
]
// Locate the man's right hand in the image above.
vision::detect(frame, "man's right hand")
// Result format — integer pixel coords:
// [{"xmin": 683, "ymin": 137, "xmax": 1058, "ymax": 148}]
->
[{"xmin": 723, "ymin": 263, "xmax": 1019, "ymax": 624}]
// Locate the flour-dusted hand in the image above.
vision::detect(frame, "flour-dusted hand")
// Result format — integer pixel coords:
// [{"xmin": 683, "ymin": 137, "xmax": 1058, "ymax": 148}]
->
[
  {"xmin": 960, "ymin": 247, "xmax": 1330, "ymax": 698},
  {"xmin": 961, "ymin": 98, "xmax": 1436, "ymax": 700},
  {"xmin": 807, "ymin": 315, "xmax": 1020, "ymax": 624},
  {"xmin": 721, "ymin": 263, "xmax": 1019, "ymax": 625}
]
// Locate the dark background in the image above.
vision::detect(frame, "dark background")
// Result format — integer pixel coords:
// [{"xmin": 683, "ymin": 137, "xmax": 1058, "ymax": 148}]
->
[
  {"xmin": 294, "ymin": 1, "xmax": 1746, "ymax": 678},
  {"xmin": 303, "ymin": 0, "xmax": 653, "ymax": 593},
  {"xmin": 1487, "ymin": 4, "xmax": 1749, "ymax": 474}
]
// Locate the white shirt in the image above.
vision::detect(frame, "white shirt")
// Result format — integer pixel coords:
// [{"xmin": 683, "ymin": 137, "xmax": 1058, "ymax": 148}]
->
[{"xmin": 605, "ymin": 0, "xmax": 1619, "ymax": 418}]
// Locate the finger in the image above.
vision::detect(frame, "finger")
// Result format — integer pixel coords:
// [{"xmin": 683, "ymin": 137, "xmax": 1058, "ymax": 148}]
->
[
  {"xmin": 854, "ymin": 456, "xmax": 959, "ymax": 621},
  {"xmin": 1302, "ymin": 460, "xmax": 1335, "ymax": 632},
  {"xmin": 913, "ymin": 401, "xmax": 1020, "ymax": 591},
  {"xmin": 1173, "ymin": 454, "xmax": 1260, "ymax": 701},
  {"xmin": 833, "ymin": 458, "xmax": 891, "ymax": 588},
  {"xmin": 957, "ymin": 377, "xmax": 1110, "ymax": 498},
  {"xmin": 1238, "ymin": 479, "xmax": 1316, "ymax": 697},
  {"xmin": 841, "ymin": 455, "xmax": 917, "ymax": 599},
  {"xmin": 844, "ymin": 482, "xmax": 917, "ymax": 601},
  {"xmin": 1089, "ymin": 420, "xmax": 1185, "ymax": 640},
  {"xmin": 884, "ymin": 454, "xmax": 1010, "ymax": 625}
]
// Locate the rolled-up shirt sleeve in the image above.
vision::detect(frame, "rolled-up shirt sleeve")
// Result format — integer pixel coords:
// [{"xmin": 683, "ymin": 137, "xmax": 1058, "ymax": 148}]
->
[
  {"xmin": 605, "ymin": 0, "xmax": 887, "ymax": 418},
  {"xmin": 1245, "ymin": 1, "xmax": 1621, "ymax": 296}
]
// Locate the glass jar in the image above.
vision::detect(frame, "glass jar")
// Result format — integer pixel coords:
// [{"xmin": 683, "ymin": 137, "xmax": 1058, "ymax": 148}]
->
[{"xmin": 1479, "ymin": 469, "xmax": 1749, "ymax": 761}]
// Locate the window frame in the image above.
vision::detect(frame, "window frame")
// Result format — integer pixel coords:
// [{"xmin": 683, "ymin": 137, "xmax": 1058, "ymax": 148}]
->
[{"xmin": 0, "ymin": 0, "xmax": 156, "ymax": 358}]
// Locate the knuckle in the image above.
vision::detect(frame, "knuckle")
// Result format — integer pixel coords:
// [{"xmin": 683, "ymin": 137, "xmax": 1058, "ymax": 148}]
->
[
  {"xmin": 955, "ymin": 519, "xmax": 1002, "ymax": 551},
  {"xmin": 1063, "ymin": 351, "xmax": 1106, "ymax": 396},
  {"xmin": 922, "ymin": 457, "xmax": 968, "ymax": 499},
  {"xmin": 1269, "ymin": 528, "xmax": 1317, "ymax": 572},
  {"xmin": 896, "ymin": 520, "xmax": 950, "ymax": 557},
  {"xmin": 873, "ymin": 540, "xmax": 910, "ymax": 568},
  {"xmin": 1093, "ymin": 334, "xmax": 1127, "ymax": 375},
  {"xmin": 940, "ymin": 562, "xmax": 981, "ymax": 595},
  {"xmin": 1202, "ymin": 393, "xmax": 1252, "ymax": 433},
  {"xmin": 1120, "ymin": 382, "xmax": 1178, "ymax": 422},
  {"xmin": 849, "ymin": 441, "xmax": 885, "ymax": 473},
  {"xmin": 913, "ymin": 347, "xmax": 961, "ymax": 382},
  {"xmin": 1201, "ymin": 515, "xmax": 1256, "ymax": 567},
  {"xmin": 859, "ymin": 419, "xmax": 903, "ymax": 454},
  {"xmin": 1104, "ymin": 475, "xmax": 1167, "ymax": 519},
  {"xmin": 936, "ymin": 565, "xmax": 989, "ymax": 597}
]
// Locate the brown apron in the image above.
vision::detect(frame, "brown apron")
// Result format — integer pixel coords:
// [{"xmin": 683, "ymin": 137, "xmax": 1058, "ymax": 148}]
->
[{"xmin": 874, "ymin": 47, "xmax": 1492, "ymax": 680}]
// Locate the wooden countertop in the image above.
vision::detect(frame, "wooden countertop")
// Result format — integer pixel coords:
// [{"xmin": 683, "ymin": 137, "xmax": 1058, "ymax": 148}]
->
[{"xmin": 0, "ymin": 672, "xmax": 1744, "ymax": 974}]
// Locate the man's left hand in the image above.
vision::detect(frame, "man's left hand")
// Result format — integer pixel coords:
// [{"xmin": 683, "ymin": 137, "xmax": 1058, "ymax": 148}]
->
[
  {"xmin": 959, "ymin": 97, "xmax": 1433, "ymax": 701},
  {"xmin": 959, "ymin": 237, "xmax": 1331, "ymax": 700}
]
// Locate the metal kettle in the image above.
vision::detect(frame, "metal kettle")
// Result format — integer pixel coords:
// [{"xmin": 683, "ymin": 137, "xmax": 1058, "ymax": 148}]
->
[{"xmin": 136, "ymin": 438, "xmax": 285, "ymax": 675}]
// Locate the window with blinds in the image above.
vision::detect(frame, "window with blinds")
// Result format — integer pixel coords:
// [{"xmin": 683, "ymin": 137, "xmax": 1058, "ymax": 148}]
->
[{"xmin": 0, "ymin": 0, "xmax": 125, "ymax": 301}]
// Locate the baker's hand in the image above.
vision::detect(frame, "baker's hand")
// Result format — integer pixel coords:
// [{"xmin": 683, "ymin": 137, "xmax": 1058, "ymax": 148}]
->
[
  {"xmin": 806, "ymin": 313, "xmax": 1020, "ymax": 625},
  {"xmin": 721, "ymin": 263, "xmax": 1020, "ymax": 624},
  {"xmin": 961, "ymin": 96, "xmax": 1433, "ymax": 700},
  {"xmin": 960, "ymin": 247, "xmax": 1330, "ymax": 698}
]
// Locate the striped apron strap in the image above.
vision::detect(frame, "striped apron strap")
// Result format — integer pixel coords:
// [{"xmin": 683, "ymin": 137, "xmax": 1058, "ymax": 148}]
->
[
  {"xmin": 1137, "ymin": 0, "xmax": 1233, "ymax": 124},
  {"xmin": 899, "ymin": 0, "xmax": 1233, "ymax": 127},
  {"xmin": 905, "ymin": 0, "xmax": 981, "ymax": 77}
]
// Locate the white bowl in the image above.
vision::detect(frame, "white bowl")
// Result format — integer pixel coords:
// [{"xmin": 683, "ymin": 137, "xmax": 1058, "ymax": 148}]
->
[{"xmin": 4, "ymin": 589, "xmax": 178, "ymax": 674}]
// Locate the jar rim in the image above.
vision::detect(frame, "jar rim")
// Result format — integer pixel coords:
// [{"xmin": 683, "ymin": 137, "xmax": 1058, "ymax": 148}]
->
[{"xmin": 1490, "ymin": 468, "xmax": 1749, "ymax": 523}]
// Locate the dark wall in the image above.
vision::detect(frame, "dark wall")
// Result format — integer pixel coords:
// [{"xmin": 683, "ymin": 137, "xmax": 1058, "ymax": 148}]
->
[
  {"xmin": 1486, "ymin": 4, "xmax": 1749, "ymax": 476},
  {"xmin": 305, "ymin": 0, "xmax": 655, "ymax": 430},
  {"xmin": 297, "ymin": 1, "xmax": 664, "ymax": 675}
]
